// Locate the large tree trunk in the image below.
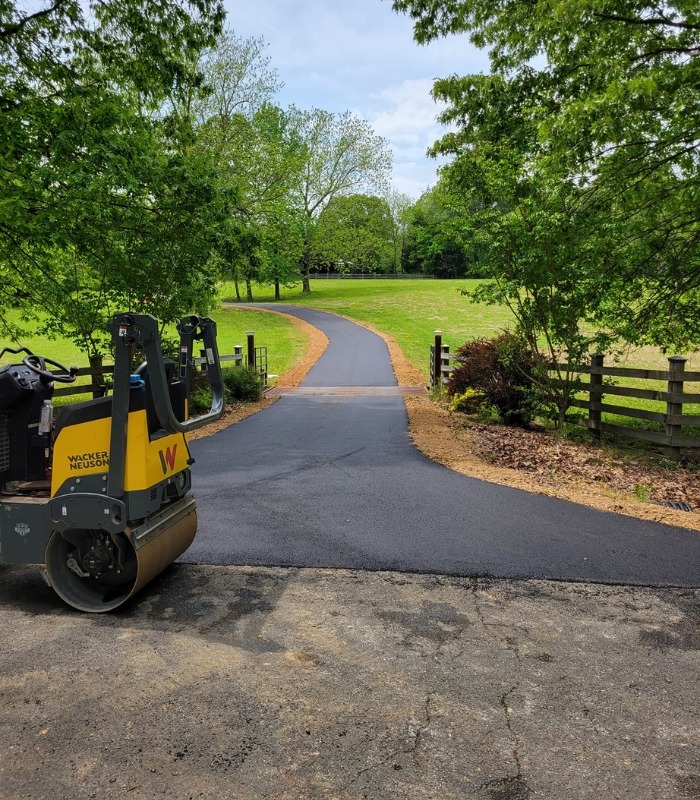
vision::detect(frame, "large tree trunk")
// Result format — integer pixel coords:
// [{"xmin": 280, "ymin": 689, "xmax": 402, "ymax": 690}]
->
[
  {"xmin": 233, "ymin": 277, "xmax": 241, "ymax": 302},
  {"xmin": 245, "ymin": 278, "xmax": 254, "ymax": 302},
  {"xmin": 274, "ymin": 279, "xmax": 280, "ymax": 300}
]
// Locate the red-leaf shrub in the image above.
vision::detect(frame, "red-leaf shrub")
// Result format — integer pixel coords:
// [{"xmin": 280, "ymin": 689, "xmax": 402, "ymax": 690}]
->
[{"xmin": 446, "ymin": 333, "xmax": 537, "ymax": 426}]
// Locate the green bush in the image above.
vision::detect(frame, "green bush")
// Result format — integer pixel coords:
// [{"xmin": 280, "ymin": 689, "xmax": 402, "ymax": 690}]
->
[
  {"xmin": 450, "ymin": 388, "xmax": 487, "ymax": 414},
  {"xmin": 189, "ymin": 385, "xmax": 213, "ymax": 415},
  {"xmin": 188, "ymin": 365, "xmax": 262, "ymax": 414},
  {"xmin": 222, "ymin": 365, "xmax": 262, "ymax": 402}
]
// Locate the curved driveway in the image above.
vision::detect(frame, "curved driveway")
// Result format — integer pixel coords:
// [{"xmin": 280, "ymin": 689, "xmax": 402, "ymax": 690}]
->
[{"xmin": 189, "ymin": 305, "xmax": 700, "ymax": 587}]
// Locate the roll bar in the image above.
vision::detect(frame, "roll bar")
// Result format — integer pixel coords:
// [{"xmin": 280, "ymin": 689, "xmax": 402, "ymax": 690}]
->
[{"xmin": 109, "ymin": 312, "xmax": 225, "ymax": 435}]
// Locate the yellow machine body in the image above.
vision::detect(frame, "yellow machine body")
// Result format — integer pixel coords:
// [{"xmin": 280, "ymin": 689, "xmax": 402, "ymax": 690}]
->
[{"xmin": 51, "ymin": 409, "xmax": 190, "ymax": 496}]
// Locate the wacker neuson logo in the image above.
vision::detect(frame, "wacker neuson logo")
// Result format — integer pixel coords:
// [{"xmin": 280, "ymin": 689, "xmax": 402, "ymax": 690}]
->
[{"xmin": 67, "ymin": 451, "xmax": 109, "ymax": 470}]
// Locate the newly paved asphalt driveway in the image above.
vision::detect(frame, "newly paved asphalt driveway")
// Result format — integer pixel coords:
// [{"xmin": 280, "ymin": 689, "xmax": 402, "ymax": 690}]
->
[{"xmin": 189, "ymin": 305, "xmax": 699, "ymax": 587}]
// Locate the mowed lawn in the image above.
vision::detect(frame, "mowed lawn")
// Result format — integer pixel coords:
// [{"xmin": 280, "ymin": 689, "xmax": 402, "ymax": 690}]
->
[
  {"xmin": 220, "ymin": 278, "xmax": 700, "ymax": 434},
  {"xmin": 220, "ymin": 277, "xmax": 700, "ymax": 374},
  {"xmin": 220, "ymin": 278, "xmax": 516, "ymax": 376}
]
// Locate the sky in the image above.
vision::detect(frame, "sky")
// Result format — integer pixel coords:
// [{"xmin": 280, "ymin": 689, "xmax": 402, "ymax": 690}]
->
[{"xmin": 224, "ymin": 0, "xmax": 489, "ymax": 199}]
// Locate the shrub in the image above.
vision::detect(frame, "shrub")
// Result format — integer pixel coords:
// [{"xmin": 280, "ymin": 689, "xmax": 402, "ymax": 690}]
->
[
  {"xmin": 189, "ymin": 385, "xmax": 213, "ymax": 415},
  {"xmin": 222, "ymin": 365, "xmax": 262, "ymax": 402},
  {"xmin": 450, "ymin": 388, "xmax": 487, "ymax": 414},
  {"xmin": 446, "ymin": 332, "xmax": 537, "ymax": 426},
  {"xmin": 188, "ymin": 365, "xmax": 262, "ymax": 414}
]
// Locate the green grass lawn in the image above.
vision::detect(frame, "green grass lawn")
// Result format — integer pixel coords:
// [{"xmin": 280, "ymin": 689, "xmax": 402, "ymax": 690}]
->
[
  {"xmin": 220, "ymin": 278, "xmax": 700, "ymax": 446},
  {"xmin": 219, "ymin": 278, "xmax": 516, "ymax": 376},
  {"xmin": 0, "ymin": 307, "xmax": 309, "ymax": 405}
]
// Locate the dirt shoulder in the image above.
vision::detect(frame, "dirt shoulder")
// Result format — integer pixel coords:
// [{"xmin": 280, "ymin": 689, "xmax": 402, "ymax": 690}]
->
[{"xmin": 198, "ymin": 306, "xmax": 700, "ymax": 533}]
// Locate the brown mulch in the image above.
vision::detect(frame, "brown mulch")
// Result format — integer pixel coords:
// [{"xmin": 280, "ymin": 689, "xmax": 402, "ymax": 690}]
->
[{"xmin": 190, "ymin": 306, "xmax": 700, "ymax": 533}]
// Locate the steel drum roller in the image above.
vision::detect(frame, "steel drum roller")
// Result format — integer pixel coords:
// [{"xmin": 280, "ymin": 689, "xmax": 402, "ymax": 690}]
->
[{"xmin": 45, "ymin": 511, "xmax": 197, "ymax": 613}]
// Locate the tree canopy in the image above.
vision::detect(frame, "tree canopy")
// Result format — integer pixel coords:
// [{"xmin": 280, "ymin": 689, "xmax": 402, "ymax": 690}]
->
[
  {"xmin": 393, "ymin": 0, "xmax": 700, "ymax": 350},
  {"xmin": 0, "ymin": 0, "xmax": 226, "ymax": 356}
]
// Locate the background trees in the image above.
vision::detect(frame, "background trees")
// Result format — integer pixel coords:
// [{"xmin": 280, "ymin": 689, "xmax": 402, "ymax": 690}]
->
[
  {"xmin": 285, "ymin": 107, "xmax": 393, "ymax": 291},
  {"xmin": 312, "ymin": 195, "xmax": 394, "ymax": 275}
]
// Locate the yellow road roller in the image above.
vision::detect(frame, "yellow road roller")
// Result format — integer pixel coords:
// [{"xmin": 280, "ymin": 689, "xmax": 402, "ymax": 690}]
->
[{"xmin": 0, "ymin": 312, "xmax": 224, "ymax": 612}]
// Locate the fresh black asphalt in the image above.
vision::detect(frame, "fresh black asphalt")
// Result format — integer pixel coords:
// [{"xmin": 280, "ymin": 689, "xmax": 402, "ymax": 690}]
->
[{"xmin": 188, "ymin": 304, "xmax": 700, "ymax": 587}]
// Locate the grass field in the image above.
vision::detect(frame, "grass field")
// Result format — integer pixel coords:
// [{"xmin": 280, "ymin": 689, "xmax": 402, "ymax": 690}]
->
[
  {"xmin": 220, "ymin": 278, "xmax": 700, "ymax": 441},
  {"xmin": 219, "ymin": 278, "xmax": 517, "ymax": 376}
]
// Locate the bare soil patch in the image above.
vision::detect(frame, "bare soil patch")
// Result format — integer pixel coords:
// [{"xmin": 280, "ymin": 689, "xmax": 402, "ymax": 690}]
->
[{"xmin": 195, "ymin": 306, "xmax": 700, "ymax": 532}]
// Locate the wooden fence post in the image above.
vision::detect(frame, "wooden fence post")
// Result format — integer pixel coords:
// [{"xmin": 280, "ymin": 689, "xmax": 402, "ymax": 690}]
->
[
  {"xmin": 246, "ymin": 331, "xmax": 255, "ymax": 370},
  {"xmin": 665, "ymin": 355, "xmax": 687, "ymax": 461},
  {"xmin": 589, "ymin": 353, "xmax": 604, "ymax": 440},
  {"xmin": 432, "ymin": 331, "xmax": 442, "ymax": 389},
  {"xmin": 233, "ymin": 345, "xmax": 243, "ymax": 366}
]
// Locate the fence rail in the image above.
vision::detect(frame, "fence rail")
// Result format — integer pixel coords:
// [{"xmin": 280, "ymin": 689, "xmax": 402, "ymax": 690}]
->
[
  {"xmin": 53, "ymin": 334, "xmax": 266, "ymax": 400},
  {"xmin": 430, "ymin": 334, "xmax": 699, "ymax": 459},
  {"xmin": 310, "ymin": 273, "xmax": 435, "ymax": 280}
]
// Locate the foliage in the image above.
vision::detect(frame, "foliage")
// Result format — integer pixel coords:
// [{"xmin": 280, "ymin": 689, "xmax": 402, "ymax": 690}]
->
[
  {"xmin": 449, "ymin": 388, "xmax": 487, "ymax": 414},
  {"xmin": 192, "ymin": 32, "xmax": 301, "ymax": 302},
  {"xmin": 284, "ymin": 107, "xmax": 393, "ymax": 291},
  {"xmin": 189, "ymin": 364, "xmax": 262, "ymax": 414},
  {"xmin": 312, "ymin": 194, "xmax": 394, "ymax": 274},
  {"xmin": 0, "ymin": 0, "xmax": 226, "ymax": 359},
  {"xmin": 222, "ymin": 365, "xmax": 262, "ymax": 402},
  {"xmin": 393, "ymin": 0, "xmax": 700, "ymax": 351},
  {"xmin": 446, "ymin": 333, "xmax": 539, "ymax": 426},
  {"xmin": 402, "ymin": 184, "xmax": 484, "ymax": 277}
]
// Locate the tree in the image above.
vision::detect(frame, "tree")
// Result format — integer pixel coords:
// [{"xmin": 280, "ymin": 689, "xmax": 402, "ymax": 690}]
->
[
  {"xmin": 286, "ymin": 108, "xmax": 393, "ymax": 292},
  {"xmin": 402, "ymin": 183, "xmax": 482, "ymax": 277},
  {"xmin": 193, "ymin": 28, "xmax": 282, "ymax": 128},
  {"xmin": 192, "ymin": 33, "xmax": 308, "ymax": 301},
  {"xmin": 384, "ymin": 188, "xmax": 414, "ymax": 273},
  {"xmin": 0, "ymin": 0, "xmax": 226, "ymax": 374},
  {"xmin": 312, "ymin": 194, "xmax": 394, "ymax": 274},
  {"xmin": 393, "ymin": 0, "xmax": 700, "ymax": 350}
]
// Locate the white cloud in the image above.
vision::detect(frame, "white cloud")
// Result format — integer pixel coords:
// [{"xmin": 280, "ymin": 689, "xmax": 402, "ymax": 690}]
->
[
  {"xmin": 225, "ymin": 0, "xmax": 488, "ymax": 197},
  {"xmin": 365, "ymin": 79, "xmax": 450, "ymax": 197}
]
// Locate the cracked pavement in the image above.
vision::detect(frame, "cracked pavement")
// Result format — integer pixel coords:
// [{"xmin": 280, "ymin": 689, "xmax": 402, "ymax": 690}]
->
[{"xmin": 1, "ymin": 564, "xmax": 698, "ymax": 799}]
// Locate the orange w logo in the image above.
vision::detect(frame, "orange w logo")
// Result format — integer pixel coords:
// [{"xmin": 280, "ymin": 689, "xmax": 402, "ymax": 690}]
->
[{"xmin": 158, "ymin": 444, "xmax": 177, "ymax": 474}]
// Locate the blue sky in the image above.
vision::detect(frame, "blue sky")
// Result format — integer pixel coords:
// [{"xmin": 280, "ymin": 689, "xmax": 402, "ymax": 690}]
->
[{"xmin": 224, "ymin": 1, "xmax": 489, "ymax": 198}]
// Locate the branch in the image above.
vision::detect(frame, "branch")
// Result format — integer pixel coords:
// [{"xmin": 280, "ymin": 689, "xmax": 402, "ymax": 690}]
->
[
  {"xmin": 593, "ymin": 12, "xmax": 700, "ymax": 30},
  {"xmin": 0, "ymin": 0, "xmax": 70, "ymax": 40}
]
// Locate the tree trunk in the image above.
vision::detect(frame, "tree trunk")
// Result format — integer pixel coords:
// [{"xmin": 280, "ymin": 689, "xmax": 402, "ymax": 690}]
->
[
  {"xmin": 274, "ymin": 279, "xmax": 280, "ymax": 300},
  {"xmin": 89, "ymin": 354, "xmax": 105, "ymax": 399},
  {"xmin": 301, "ymin": 246, "xmax": 311, "ymax": 294},
  {"xmin": 234, "ymin": 277, "xmax": 241, "ymax": 302},
  {"xmin": 246, "ymin": 278, "xmax": 254, "ymax": 302}
]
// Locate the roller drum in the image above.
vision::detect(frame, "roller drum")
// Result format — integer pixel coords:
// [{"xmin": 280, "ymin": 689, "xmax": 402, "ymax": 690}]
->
[{"xmin": 45, "ymin": 510, "xmax": 197, "ymax": 613}]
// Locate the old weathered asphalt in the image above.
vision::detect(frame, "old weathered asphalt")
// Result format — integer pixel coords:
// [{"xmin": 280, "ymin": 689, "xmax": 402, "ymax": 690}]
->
[
  {"xmin": 0, "ymin": 304, "xmax": 698, "ymax": 800},
  {"xmin": 189, "ymin": 305, "xmax": 700, "ymax": 587}
]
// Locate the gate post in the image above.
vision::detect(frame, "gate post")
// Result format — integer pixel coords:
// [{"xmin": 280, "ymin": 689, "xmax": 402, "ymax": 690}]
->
[
  {"xmin": 432, "ymin": 331, "xmax": 442, "ymax": 389},
  {"xmin": 246, "ymin": 331, "xmax": 255, "ymax": 369}
]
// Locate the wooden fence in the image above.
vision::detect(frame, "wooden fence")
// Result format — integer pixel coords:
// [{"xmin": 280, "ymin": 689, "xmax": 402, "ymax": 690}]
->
[
  {"xmin": 556, "ymin": 354, "xmax": 700, "ymax": 459},
  {"xmin": 429, "ymin": 333, "xmax": 700, "ymax": 459},
  {"xmin": 53, "ymin": 333, "xmax": 267, "ymax": 401}
]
